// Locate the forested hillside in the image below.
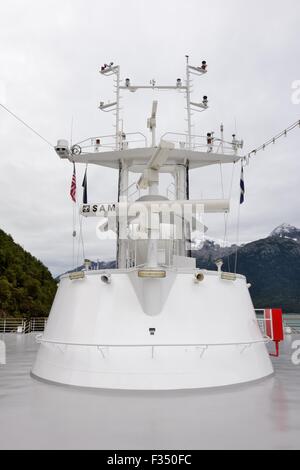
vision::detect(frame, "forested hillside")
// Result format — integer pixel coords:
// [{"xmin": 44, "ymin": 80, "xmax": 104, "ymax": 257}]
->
[{"xmin": 0, "ymin": 229, "xmax": 57, "ymax": 318}]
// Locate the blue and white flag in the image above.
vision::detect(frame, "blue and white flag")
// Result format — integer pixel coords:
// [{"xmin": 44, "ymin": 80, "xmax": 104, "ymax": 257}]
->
[
  {"xmin": 240, "ymin": 165, "xmax": 245, "ymax": 205},
  {"xmin": 82, "ymin": 166, "xmax": 88, "ymax": 204}
]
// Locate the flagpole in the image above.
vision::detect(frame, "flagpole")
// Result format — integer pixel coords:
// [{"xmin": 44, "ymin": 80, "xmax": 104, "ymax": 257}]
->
[
  {"xmin": 234, "ymin": 160, "xmax": 245, "ymax": 273},
  {"xmin": 70, "ymin": 161, "xmax": 77, "ymax": 269}
]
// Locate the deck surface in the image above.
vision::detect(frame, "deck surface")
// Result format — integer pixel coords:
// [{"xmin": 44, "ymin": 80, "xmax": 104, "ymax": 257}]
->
[{"xmin": 0, "ymin": 333, "xmax": 300, "ymax": 450}]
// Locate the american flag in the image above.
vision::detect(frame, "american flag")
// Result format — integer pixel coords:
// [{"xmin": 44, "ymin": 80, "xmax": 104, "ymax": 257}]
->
[{"xmin": 70, "ymin": 162, "xmax": 76, "ymax": 203}]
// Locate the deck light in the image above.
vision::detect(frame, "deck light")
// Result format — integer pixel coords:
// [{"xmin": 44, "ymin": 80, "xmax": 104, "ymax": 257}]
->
[
  {"xmin": 138, "ymin": 270, "xmax": 166, "ymax": 279},
  {"xmin": 176, "ymin": 78, "xmax": 182, "ymax": 88},
  {"xmin": 101, "ymin": 273, "xmax": 112, "ymax": 284},
  {"xmin": 201, "ymin": 61, "xmax": 207, "ymax": 70},
  {"xmin": 69, "ymin": 272, "xmax": 85, "ymax": 281},
  {"xmin": 195, "ymin": 272, "xmax": 205, "ymax": 282},
  {"xmin": 203, "ymin": 95, "xmax": 208, "ymax": 106},
  {"xmin": 221, "ymin": 273, "xmax": 237, "ymax": 282},
  {"xmin": 125, "ymin": 78, "xmax": 130, "ymax": 87}
]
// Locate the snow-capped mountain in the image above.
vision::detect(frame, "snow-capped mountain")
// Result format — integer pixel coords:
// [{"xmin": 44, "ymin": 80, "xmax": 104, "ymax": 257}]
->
[
  {"xmin": 192, "ymin": 224, "xmax": 300, "ymax": 312},
  {"xmin": 270, "ymin": 224, "xmax": 300, "ymax": 242}
]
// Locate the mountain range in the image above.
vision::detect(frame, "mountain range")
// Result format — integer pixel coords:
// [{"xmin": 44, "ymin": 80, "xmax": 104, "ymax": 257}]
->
[
  {"xmin": 0, "ymin": 223, "xmax": 299, "ymax": 317},
  {"xmin": 192, "ymin": 224, "xmax": 300, "ymax": 312},
  {"xmin": 66, "ymin": 223, "xmax": 300, "ymax": 313}
]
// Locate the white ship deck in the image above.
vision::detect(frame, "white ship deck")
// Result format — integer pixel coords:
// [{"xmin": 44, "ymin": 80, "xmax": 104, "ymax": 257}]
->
[{"xmin": 0, "ymin": 333, "xmax": 300, "ymax": 450}]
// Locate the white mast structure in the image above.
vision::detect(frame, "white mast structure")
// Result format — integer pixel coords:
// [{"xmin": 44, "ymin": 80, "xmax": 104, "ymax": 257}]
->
[
  {"xmin": 32, "ymin": 58, "xmax": 273, "ymax": 391},
  {"xmin": 97, "ymin": 58, "xmax": 210, "ymax": 268}
]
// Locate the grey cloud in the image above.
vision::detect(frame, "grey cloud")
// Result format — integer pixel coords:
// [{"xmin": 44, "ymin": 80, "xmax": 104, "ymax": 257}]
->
[{"xmin": 0, "ymin": 0, "xmax": 299, "ymax": 276}]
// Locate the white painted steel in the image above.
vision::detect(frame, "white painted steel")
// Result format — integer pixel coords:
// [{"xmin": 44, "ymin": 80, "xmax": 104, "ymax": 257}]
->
[{"xmin": 32, "ymin": 269, "xmax": 274, "ymax": 390}]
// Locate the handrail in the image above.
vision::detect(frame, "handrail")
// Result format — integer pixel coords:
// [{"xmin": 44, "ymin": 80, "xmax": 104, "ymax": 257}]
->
[
  {"xmin": 0, "ymin": 317, "xmax": 47, "ymax": 334},
  {"xmin": 75, "ymin": 132, "xmax": 148, "ymax": 152},
  {"xmin": 36, "ymin": 336, "xmax": 270, "ymax": 348}
]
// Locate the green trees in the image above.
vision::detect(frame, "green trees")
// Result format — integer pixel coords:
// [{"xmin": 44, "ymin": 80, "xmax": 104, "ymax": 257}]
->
[{"xmin": 0, "ymin": 229, "xmax": 57, "ymax": 318}]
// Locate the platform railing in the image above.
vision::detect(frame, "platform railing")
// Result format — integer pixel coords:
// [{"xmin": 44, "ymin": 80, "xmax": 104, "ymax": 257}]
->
[
  {"xmin": 35, "ymin": 336, "xmax": 271, "ymax": 360},
  {"xmin": 255, "ymin": 309, "xmax": 300, "ymax": 336},
  {"xmin": 0, "ymin": 318, "xmax": 47, "ymax": 334},
  {"xmin": 73, "ymin": 132, "xmax": 148, "ymax": 154},
  {"xmin": 70, "ymin": 131, "xmax": 240, "ymax": 155},
  {"xmin": 160, "ymin": 132, "xmax": 238, "ymax": 155}
]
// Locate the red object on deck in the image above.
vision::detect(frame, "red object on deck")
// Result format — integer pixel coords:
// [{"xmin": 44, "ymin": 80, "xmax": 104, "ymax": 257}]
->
[{"xmin": 264, "ymin": 308, "xmax": 284, "ymax": 357}]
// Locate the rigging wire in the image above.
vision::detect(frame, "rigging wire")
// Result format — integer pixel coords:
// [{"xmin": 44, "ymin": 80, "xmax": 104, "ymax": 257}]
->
[
  {"xmin": 0, "ymin": 102, "xmax": 53, "ymax": 148},
  {"xmin": 235, "ymin": 119, "xmax": 300, "ymax": 270},
  {"xmin": 244, "ymin": 119, "xmax": 300, "ymax": 161}
]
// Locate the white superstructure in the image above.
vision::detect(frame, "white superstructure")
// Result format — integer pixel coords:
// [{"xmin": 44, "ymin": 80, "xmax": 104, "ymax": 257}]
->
[{"xmin": 32, "ymin": 57, "xmax": 273, "ymax": 389}]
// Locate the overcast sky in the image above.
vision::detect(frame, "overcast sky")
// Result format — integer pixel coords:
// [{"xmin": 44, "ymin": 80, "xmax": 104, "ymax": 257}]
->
[{"xmin": 0, "ymin": 0, "xmax": 299, "ymax": 276}]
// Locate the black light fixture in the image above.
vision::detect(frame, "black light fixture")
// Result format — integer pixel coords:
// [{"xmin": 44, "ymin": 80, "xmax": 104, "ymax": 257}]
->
[
  {"xmin": 203, "ymin": 95, "xmax": 208, "ymax": 106},
  {"xmin": 176, "ymin": 78, "xmax": 182, "ymax": 88},
  {"xmin": 201, "ymin": 60, "xmax": 207, "ymax": 70},
  {"xmin": 149, "ymin": 328, "xmax": 156, "ymax": 336},
  {"xmin": 125, "ymin": 78, "xmax": 130, "ymax": 87}
]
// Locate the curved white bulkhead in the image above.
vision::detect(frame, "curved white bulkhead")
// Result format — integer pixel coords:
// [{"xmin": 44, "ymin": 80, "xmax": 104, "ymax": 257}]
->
[{"xmin": 32, "ymin": 269, "xmax": 274, "ymax": 390}]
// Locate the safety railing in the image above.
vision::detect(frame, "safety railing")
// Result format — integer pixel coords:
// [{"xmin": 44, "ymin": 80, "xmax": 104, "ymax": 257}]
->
[
  {"xmin": 68, "ymin": 131, "xmax": 242, "ymax": 156},
  {"xmin": 0, "ymin": 318, "xmax": 47, "ymax": 334},
  {"xmin": 255, "ymin": 310, "xmax": 300, "ymax": 335},
  {"xmin": 255, "ymin": 310, "xmax": 272, "ymax": 337},
  {"xmin": 160, "ymin": 132, "xmax": 240, "ymax": 155},
  {"xmin": 71, "ymin": 132, "xmax": 148, "ymax": 155},
  {"xmin": 35, "ymin": 336, "xmax": 270, "ymax": 359}
]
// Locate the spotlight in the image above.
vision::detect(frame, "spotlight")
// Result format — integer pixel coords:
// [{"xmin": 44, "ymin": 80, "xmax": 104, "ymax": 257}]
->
[
  {"xmin": 195, "ymin": 272, "xmax": 205, "ymax": 283},
  {"xmin": 203, "ymin": 95, "xmax": 208, "ymax": 106},
  {"xmin": 125, "ymin": 78, "xmax": 130, "ymax": 87},
  {"xmin": 101, "ymin": 273, "xmax": 112, "ymax": 284},
  {"xmin": 201, "ymin": 60, "xmax": 207, "ymax": 71},
  {"xmin": 176, "ymin": 78, "xmax": 182, "ymax": 88}
]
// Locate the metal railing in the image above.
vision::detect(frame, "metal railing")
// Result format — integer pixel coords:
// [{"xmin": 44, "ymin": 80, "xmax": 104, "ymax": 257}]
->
[
  {"xmin": 255, "ymin": 309, "xmax": 300, "ymax": 335},
  {"xmin": 36, "ymin": 335, "xmax": 270, "ymax": 360},
  {"xmin": 0, "ymin": 317, "xmax": 47, "ymax": 334},
  {"xmin": 73, "ymin": 132, "xmax": 148, "ymax": 154},
  {"xmin": 70, "ymin": 131, "xmax": 240, "ymax": 156},
  {"xmin": 160, "ymin": 132, "xmax": 239, "ymax": 155}
]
